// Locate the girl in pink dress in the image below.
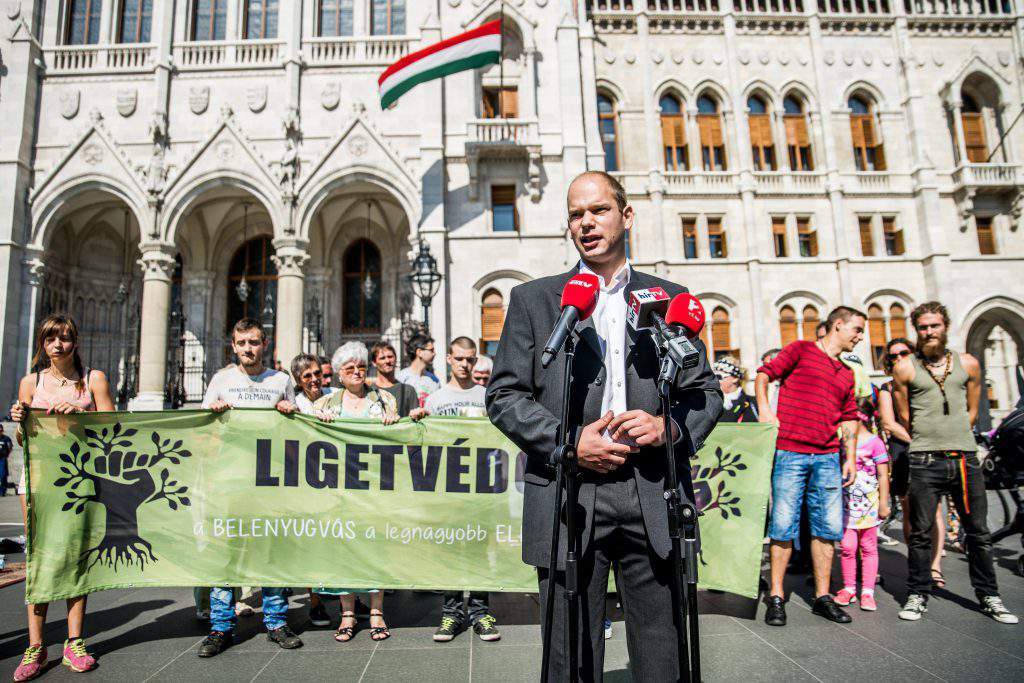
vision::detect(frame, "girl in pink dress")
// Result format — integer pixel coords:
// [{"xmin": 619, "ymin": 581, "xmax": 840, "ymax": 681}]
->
[
  {"xmin": 834, "ymin": 397, "xmax": 891, "ymax": 611},
  {"xmin": 10, "ymin": 314, "xmax": 114, "ymax": 680}
]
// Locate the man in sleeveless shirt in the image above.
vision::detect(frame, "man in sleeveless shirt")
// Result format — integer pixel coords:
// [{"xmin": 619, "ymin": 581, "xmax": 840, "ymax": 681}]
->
[{"xmin": 893, "ymin": 302, "xmax": 1018, "ymax": 624}]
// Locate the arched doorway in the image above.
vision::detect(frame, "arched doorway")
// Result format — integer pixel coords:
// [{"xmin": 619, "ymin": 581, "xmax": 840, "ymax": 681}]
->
[
  {"xmin": 966, "ymin": 305, "xmax": 1024, "ymax": 427},
  {"xmin": 342, "ymin": 238, "xmax": 382, "ymax": 336},
  {"xmin": 228, "ymin": 235, "xmax": 278, "ymax": 329},
  {"xmin": 37, "ymin": 191, "xmax": 143, "ymax": 408}
]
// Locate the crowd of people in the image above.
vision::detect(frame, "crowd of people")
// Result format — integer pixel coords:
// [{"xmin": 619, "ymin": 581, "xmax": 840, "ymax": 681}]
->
[{"xmin": 4, "ymin": 293, "xmax": 1019, "ymax": 679}]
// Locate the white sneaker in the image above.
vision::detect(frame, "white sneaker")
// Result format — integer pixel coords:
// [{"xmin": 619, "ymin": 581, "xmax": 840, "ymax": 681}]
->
[
  {"xmin": 980, "ymin": 596, "xmax": 1019, "ymax": 625},
  {"xmin": 603, "ymin": 619, "xmax": 613, "ymax": 640},
  {"xmin": 898, "ymin": 594, "xmax": 928, "ymax": 621}
]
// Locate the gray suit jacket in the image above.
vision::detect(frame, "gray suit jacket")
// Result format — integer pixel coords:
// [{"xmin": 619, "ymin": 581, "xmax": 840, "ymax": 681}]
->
[{"xmin": 486, "ymin": 267, "xmax": 724, "ymax": 568}]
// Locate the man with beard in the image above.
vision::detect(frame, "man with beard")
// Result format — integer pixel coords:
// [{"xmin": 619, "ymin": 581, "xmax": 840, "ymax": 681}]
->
[
  {"xmin": 893, "ymin": 302, "xmax": 1018, "ymax": 624},
  {"xmin": 198, "ymin": 318, "xmax": 304, "ymax": 656},
  {"xmin": 370, "ymin": 341, "xmax": 426, "ymax": 418}
]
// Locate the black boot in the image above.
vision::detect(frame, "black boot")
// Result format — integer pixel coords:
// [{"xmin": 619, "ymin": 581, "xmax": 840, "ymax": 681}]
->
[
  {"xmin": 267, "ymin": 625, "xmax": 303, "ymax": 649},
  {"xmin": 198, "ymin": 630, "xmax": 233, "ymax": 658},
  {"xmin": 764, "ymin": 596, "xmax": 787, "ymax": 626}
]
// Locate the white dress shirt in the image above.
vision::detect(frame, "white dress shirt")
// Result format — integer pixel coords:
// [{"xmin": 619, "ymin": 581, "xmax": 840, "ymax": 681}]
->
[
  {"xmin": 579, "ymin": 260, "xmax": 631, "ymax": 439},
  {"xmin": 722, "ymin": 387, "xmax": 742, "ymax": 410}
]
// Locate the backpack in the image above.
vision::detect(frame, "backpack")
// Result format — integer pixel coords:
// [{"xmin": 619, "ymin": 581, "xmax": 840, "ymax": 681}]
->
[{"xmin": 983, "ymin": 407, "xmax": 1024, "ymax": 490}]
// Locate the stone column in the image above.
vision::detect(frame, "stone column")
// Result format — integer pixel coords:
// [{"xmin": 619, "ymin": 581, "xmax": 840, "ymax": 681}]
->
[
  {"xmin": 773, "ymin": 109, "xmax": 791, "ymax": 172},
  {"xmin": 20, "ymin": 249, "xmax": 46, "ymax": 371},
  {"xmin": 272, "ymin": 238, "xmax": 310, "ymax": 367},
  {"xmin": 133, "ymin": 243, "xmax": 177, "ymax": 410},
  {"xmin": 950, "ymin": 101, "xmax": 967, "ymax": 165}
]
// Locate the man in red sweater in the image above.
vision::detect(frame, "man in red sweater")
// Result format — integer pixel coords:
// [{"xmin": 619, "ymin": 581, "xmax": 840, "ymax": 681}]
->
[{"xmin": 755, "ymin": 306, "xmax": 864, "ymax": 626}]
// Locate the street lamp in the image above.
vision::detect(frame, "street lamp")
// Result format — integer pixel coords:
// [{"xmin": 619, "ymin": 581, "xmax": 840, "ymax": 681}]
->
[
  {"xmin": 261, "ymin": 291, "xmax": 275, "ymax": 363},
  {"xmin": 407, "ymin": 240, "xmax": 442, "ymax": 331}
]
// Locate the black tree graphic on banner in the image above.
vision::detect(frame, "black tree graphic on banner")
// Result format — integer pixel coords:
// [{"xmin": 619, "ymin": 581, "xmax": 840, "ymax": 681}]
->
[
  {"xmin": 52, "ymin": 422, "xmax": 192, "ymax": 572},
  {"xmin": 691, "ymin": 446, "xmax": 748, "ymax": 566}
]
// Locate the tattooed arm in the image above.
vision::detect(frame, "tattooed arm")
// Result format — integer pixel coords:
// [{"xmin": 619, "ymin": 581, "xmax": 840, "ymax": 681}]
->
[{"xmin": 840, "ymin": 419, "xmax": 858, "ymax": 487}]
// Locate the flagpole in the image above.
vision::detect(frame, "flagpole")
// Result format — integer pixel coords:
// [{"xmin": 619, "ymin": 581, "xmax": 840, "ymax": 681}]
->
[{"xmin": 499, "ymin": 2, "xmax": 509, "ymax": 141}]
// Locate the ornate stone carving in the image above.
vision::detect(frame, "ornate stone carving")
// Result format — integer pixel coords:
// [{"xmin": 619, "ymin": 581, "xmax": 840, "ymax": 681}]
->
[
  {"xmin": 23, "ymin": 257, "xmax": 45, "ymax": 288},
  {"xmin": 777, "ymin": 51, "xmax": 790, "ymax": 66},
  {"xmin": 862, "ymin": 52, "xmax": 872, "ymax": 66},
  {"xmin": 271, "ymin": 249, "xmax": 310, "ymax": 277},
  {"xmin": 60, "ymin": 90, "xmax": 80, "ymax": 119},
  {"xmin": 148, "ymin": 109, "xmax": 168, "ymax": 146},
  {"xmin": 215, "ymin": 139, "xmax": 235, "ymax": 161},
  {"xmin": 758, "ymin": 51, "xmax": 770, "ymax": 65},
  {"xmin": 824, "ymin": 50, "xmax": 835, "ymax": 66},
  {"xmin": 998, "ymin": 51, "xmax": 1011, "ymax": 67},
  {"xmin": 82, "ymin": 142, "xmax": 104, "ymax": 165},
  {"xmin": 624, "ymin": 52, "xmax": 636, "ymax": 64},
  {"xmin": 277, "ymin": 138, "xmax": 298, "ymax": 194},
  {"xmin": 321, "ymin": 82, "xmax": 340, "ymax": 111},
  {"xmin": 247, "ymin": 85, "xmax": 268, "ymax": 113},
  {"xmin": 282, "ymin": 105, "xmax": 300, "ymax": 137},
  {"xmin": 651, "ymin": 50, "xmax": 663, "ymax": 65},
  {"xmin": 137, "ymin": 247, "xmax": 177, "ymax": 282},
  {"xmin": 189, "ymin": 85, "xmax": 210, "ymax": 115},
  {"xmin": 691, "ymin": 51, "xmax": 704, "ymax": 65},
  {"xmin": 348, "ymin": 135, "xmax": 368, "ymax": 157},
  {"xmin": 6, "ymin": 2, "xmax": 21, "ymax": 20},
  {"xmin": 932, "ymin": 52, "xmax": 944, "ymax": 67},
  {"xmin": 138, "ymin": 144, "xmax": 169, "ymax": 197},
  {"xmin": 671, "ymin": 49, "xmax": 684, "ymax": 64},
  {"xmin": 842, "ymin": 51, "xmax": 855, "ymax": 66},
  {"xmin": 738, "ymin": 50, "xmax": 750, "ymax": 65},
  {"xmin": 116, "ymin": 88, "xmax": 137, "ymax": 117},
  {"xmin": 603, "ymin": 49, "xmax": 615, "ymax": 64}
]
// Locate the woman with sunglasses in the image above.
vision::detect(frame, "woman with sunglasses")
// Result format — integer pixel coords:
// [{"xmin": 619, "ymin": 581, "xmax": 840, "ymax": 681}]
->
[
  {"xmin": 9, "ymin": 314, "xmax": 115, "ymax": 680},
  {"xmin": 287, "ymin": 353, "xmax": 340, "ymax": 628},
  {"xmin": 313, "ymin": 342, "xmax": 397, "ymax": 642},
  {"xmin": 877, "ymin": 338, "xmax": 947, "ymax": 587}
]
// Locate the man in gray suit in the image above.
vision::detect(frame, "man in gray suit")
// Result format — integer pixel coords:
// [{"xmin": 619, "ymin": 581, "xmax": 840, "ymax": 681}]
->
[{"xmin": 486, "ymin": 171, "xmax": 723, "ymax": 680}]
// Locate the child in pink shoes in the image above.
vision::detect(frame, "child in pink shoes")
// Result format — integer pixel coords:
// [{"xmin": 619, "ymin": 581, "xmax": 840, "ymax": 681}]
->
[
  {"xmin": 13, "ymin": 638, "xmax": 96, "ymax": 681},
  {"xmin": 834, "ymin": 398, "xmax": 890, "ymax": 612}
]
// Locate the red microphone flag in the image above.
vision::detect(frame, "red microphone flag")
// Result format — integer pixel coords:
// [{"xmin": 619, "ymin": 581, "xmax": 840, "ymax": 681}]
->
[
  {"xmin": 561, "ymin": 273, "xmax": 600, "ymax": 320},
  {"xmin": 665, "ymin": 293, "xmax": 706, "ymax": 337}
]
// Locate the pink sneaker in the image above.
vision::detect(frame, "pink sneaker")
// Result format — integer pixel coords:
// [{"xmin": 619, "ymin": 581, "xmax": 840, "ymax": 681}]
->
[
  {"xmin": 61, "ymin": 638, "xmax": 96, "ymax": 673},
  {"xmin": 860, "ymin": 593, "xmax": 877, "ymax": 611},
  {"xmin": 833, "ymin": 589, "xmax": 857, "ymax": 606},
  {"xmin": 13, "ymin": 644, "xmax": 47, "ymax": 681}
]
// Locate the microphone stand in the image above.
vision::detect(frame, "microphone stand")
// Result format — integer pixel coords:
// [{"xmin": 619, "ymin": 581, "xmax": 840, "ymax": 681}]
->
[
  {"xmin": 541, "ymin": 334, "xmax": 580, "ymax": 683},
  {"xmin": 656, "ymin": 350, "xmax": 701, "ymax": 683}
]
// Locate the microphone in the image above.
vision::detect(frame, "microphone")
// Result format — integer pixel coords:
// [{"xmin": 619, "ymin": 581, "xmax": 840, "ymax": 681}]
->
[
  {"xmin": 627, "ymin": 289, "xmax": 707, "ymax": 371},
  {"xmin": 541, "ymin": 273, "xmax": 600, "ymax": 368}
]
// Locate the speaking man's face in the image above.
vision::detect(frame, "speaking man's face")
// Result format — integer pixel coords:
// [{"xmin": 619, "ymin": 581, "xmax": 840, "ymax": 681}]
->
[{"xmin": 567, "ymin": 176, "xmax": 632, "ymax": 267}]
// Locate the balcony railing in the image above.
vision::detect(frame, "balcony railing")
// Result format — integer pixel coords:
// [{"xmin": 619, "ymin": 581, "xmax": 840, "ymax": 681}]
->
[
  {"xmin": 753, "ymin": 171, "xmax": 827, "ymax": 192},
  {"xmin": 43, "ymin": 44, "xmax": 155, "ymax": 75},
  {"xmin": 952, "ymin": 162, "xmax": 1021, "ymax": 188},
  {"xmin": 466, "ymin": 119, "xmax": 539, "ymax": 146},
  {"xmin": 903, "ymin": 0, "xmax": 1013, "ymax": 16},
  {"xmin": 304, "ymin": 36, "xmax": 414, "ymax": 66},
  {"xmin": 587, "ymin": 0, "xmax": 1013, "ymax": 16},
  {"xmin": 662, "ymin": 171, "xmax": 738, "ymax": 193},
  {"xmin": 172, "ymin": 40, "xmax": 283, "ymax": 69}
]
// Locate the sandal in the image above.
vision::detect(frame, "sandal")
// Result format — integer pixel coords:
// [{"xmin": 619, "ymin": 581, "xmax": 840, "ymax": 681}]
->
[
  {"xmin": 369, "ymin": 610, "xmax": 390, "ymax": 641},
  {"xmin": 334, "ymin": 612, "xmax": 356, "ymax": 643},
  {"xmin": 931, "ymin": 569, "xmax": 946, "ymax": 589}
]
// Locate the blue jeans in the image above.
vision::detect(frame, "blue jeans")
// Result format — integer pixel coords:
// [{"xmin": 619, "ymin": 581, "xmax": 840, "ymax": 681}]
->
[
  {"xmin": 210, "ymin": 587, "xmax": 289, "ymax": 633},
  {"xmin": 768, "ymin": 449, "xmax": 843, "ymax": 542}
]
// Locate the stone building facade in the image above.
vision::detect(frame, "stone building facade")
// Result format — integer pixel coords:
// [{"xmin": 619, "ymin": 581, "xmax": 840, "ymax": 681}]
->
[{"xmin": 0, "ymin": 0, "xmax": 1021, "ymax": 418}]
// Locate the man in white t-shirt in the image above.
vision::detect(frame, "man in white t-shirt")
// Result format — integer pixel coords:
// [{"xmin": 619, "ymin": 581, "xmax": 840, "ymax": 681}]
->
[
  {"xmin": 427, "ymin": 337, "xmax": 499, "ymax": 643},
  {"xmin": 198, "ymin": 318, "xmax": 302, "ymax": 658},
  {"xmin": 395, "ymin": 333, "xmax": 441, "ymax": 406}
]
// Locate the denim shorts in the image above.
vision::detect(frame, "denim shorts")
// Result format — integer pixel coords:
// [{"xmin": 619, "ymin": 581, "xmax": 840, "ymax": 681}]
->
[{"xmin": 768, "ymin": 449, "xmax": 844, "ymax": 542}]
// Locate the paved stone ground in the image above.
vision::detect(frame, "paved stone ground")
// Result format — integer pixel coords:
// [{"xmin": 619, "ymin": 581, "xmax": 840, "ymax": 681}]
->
[{"xmin": 1, "ymin": 444, "xmax": 1023, "ymax": 682}]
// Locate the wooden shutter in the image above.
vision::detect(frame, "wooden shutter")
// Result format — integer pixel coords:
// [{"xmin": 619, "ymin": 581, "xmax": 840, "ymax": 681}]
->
[
  {"xmin": 707, "ymin": 217, "xmax": 727, "ymax": 258},
  {"xmin": 801, "ymin": 306, "xmax": 819, "ymax": 341},
  {"xmin": 500, "ymin": 88, "xmax": 518, "ymax": 118},
  {"xmin": 482, "ymin": 89, "xmax": 496, "ymax": 118},
  {"xmin": 850, "ymin": 114, "xmax": 867, "ymax": 149},
  {"xmin": 779, "ymin": 307, "xmax": 797, "ymax": 347},
  {"xmin": 662, "ymin": 114, "xmax": 686, "ymax": 170},
  {"xmin": 797, "ymin": 217, "xmax": 818, "ymax": 257},
  {"xmin": 481, "ymin": 299, "xmax": 505, "ymax": 341},
  {"xmin": 883, "ymin": 216, "xmax": 904, "ymax": 255},
  {"xmin": 772, "ymin": 216, "xmax": 787, "ymax": 257},
  {"xmin": 889, "ymin": 305, "xmax": 907, "ymax": 338},
  {"xmin": 962, "ymin": 112, "xmax": 987, "ymax": 163},
  {"xmin": 698, "ymin": 114, "xmax": 724, "ymax": 146},
  {"xmin": 976, "ymin": 217, "xmax": 996, "ymax": 255},
  {"xmin": 784, "ymin": 114, "xmax": 809, "ymax": 147},
  {"xmin": 868, "ymin": 305, "xmax": 886, "ymax": 359},
  {"xmin": 859, "ymin": 217, "xmax": 874, "ymax": 256},
  {"xmin": 711, "ymin": 308, "xmax": 730, "ymax": 357},
  {"xmin": 749, "ymin": 114, "xmax": 774, "ymax": 170}
]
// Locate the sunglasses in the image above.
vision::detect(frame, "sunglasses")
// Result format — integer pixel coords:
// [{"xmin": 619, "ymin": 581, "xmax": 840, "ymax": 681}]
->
[{"xmin": 887, "ymin": 350, "xmax": 912, "ymax": 361}]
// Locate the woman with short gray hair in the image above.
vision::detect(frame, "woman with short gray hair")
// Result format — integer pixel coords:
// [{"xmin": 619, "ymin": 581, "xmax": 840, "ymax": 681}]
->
[{"xmin": 312, "ymin": 341, "xmax": 397, "ymax": 641}]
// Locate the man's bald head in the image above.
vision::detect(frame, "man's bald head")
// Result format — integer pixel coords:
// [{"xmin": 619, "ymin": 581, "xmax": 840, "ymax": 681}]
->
[{"xmin": 568, "ymin": 171, "xmax": 628, "ymax": 212}]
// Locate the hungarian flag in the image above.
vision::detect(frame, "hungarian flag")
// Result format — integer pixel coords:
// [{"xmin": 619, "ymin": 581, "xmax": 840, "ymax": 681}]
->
[{"xmin": 378, "ymin": 19, "xmax": 501, "ymax": 109}]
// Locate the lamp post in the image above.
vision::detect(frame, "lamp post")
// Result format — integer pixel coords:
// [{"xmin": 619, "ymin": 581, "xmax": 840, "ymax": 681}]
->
[
  {"xmin": 407, "ymin": 240, "xmax": 442, "ymax": 332},
  {"xmin": 261, "ymin": 291, "xmax": 276, "ymax": 364}
]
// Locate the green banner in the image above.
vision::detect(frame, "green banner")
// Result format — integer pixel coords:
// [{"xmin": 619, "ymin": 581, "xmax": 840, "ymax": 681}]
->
[{"xmin": 24, "ymin": 411, "xmax": 774, "ymax": 603}]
